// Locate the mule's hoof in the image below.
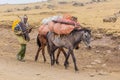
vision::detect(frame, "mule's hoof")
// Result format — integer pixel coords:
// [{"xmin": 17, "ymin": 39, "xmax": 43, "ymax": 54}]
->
[
  {"xmin": 66, "ymin": 61, "xmax": 69, "ymax": 65},
  {"xmin": 35, "ymin": 57, "xmax": 38, "ymax": 61},
  {"xmin": 75, "ymin": 68, "xmax": 79, "ymax": 71},
  {"xmin": 51, "ymin": 63, "xmax": 53, "ymax": 66},
  {"xmin": 51, "ymin": 61, "xmax": 54, "ymax": 66},
  {"xmin": 44, "ymin": 60, "xmax": 46, "ymax": 63},
  {"xmin": 75, "ymin": 46, "xmax": 79, "ymax": 50},
  {"xmin": 65, "ymin": 66, "xmax": 68, "ymax": 69},
  {"xmin": 35, "ymin": 59, "xmax": 37, "ymax": 62},
  {"xmin": 87, "ymin": 46, "xmax": 92, "ymax": 50},
  {"xmin": 56, "ymin": 61, "xmax": 59, "ymax": 65},
  {"xmin": 65, "ymin": 65, "xmax": 68, "ymax": 69},
  {"xmin": 64, "ymin": 63, "xmax": 69, "ymax": 69}
]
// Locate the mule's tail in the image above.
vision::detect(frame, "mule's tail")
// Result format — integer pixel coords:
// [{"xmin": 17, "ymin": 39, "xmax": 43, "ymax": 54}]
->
[{"xmin": 37, "ymin": 34, "xmax": 41, "ymax": 47}]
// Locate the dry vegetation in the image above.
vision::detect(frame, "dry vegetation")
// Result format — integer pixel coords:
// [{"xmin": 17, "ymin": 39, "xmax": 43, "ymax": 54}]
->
[{"xmin": 0, "ymin": 0, "xmax": 120, "ymax": 36}]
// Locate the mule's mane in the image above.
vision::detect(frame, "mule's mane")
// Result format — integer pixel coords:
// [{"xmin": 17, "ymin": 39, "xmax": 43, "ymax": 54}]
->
[{"xmin": 71, "ymin": 28, "xmax": 91, "ymax": 35}]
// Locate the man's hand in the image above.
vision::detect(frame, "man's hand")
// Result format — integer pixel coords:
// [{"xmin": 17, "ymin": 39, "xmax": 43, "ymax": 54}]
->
[{"xmin": 29, "ymin": 28, "xmax": 32, "ymax": 33}]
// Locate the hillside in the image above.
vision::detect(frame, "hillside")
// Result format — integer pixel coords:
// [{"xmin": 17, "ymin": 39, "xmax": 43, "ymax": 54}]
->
[{"xmin": 0, "ymin": 0, "xmax": 120, "ymax": 35}]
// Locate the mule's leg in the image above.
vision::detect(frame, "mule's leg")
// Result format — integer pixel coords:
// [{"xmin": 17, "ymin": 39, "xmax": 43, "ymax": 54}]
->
[
  {"xmin": 42, "ymin": 46, "xmax": 46, "ymax": 62},
  {"xmin": 64, "ymin": 50, "xmax": 70, "ymax": 69},
  {"xmin": 70, "ymin": 50, "xmax": 79, "ymax": 71},
  {"xmin": 51, "ymin": 47, "xmax": 57, "ymax": 65},
  {"xmin": 61, "ymin": 48, "xmax": 69, "ymax": 65},
  {"xmin": 49, "ymin": 50, "xmax": 55, "ymax": 65},
  {"xmin": 46, "ymin": 41, "xmax": 54, "ymax": 65},
  {"xmin": 50, "ymin": 53, "xmax": 53, "ymax": 65},
  {"xmin": 49, "ymin": 46, "xmax": 57, "ymax": 65},
  {"xmin": 35, "ymin": 47, "xmax": 42, "ymax": 61},
  {"xmin": 56, "ymin": 48, "xmax": 69, "ymax": 65},
  {"xmin": 52, "ymin": 52, "xmax": 56, "ymax": 65},
  {"xmin": 56, "ymin": 49, "xmax": 61, "ymax": 64},
  {"xmin": 51, "ymin": 48, "xmax": 67, "ymax": 65},
  {"xmin": 48, "ymin": 46, "xmax": 54, "ymax": 65}
]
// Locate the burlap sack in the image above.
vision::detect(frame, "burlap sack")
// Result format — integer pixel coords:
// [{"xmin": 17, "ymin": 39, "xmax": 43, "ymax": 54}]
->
[
  {"xmin": 60, "ymin": 24, "xmax": 74, "ymax": 34},
  {"xmin": 48, "ymin": 21, "xmax": 55, "ymax": 31},
  {"xmin": 53, "ymin": 23, "xmax": 61, "ymax": 34},
  {"xmin": 38, "ymin": 25, "xmax": 50, "ymax": 35}
]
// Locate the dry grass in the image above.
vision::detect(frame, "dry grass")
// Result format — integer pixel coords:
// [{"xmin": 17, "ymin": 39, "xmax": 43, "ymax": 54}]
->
[{"xmin": 0, "ymin": 0, "xmax": 120, "ymax": 35}]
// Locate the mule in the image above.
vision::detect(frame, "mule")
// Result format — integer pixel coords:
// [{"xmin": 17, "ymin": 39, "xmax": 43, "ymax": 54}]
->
[
  {"xmin": 35, "ymin": 34, "xmax": 68, "ymax": 64},
  {"xmin": 47, "ymin": 28, "xmax": 91, "ymax": 71}
]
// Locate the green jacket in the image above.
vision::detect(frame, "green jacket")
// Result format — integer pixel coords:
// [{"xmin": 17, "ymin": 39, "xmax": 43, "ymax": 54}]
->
[{"xmin": 14, "ymin": 22, "xmax": 31, "ymax": 44}]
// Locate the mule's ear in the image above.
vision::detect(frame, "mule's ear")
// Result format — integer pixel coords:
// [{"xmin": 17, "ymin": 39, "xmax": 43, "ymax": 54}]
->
[
  {"xmin": 86, "ymin": 30, "xmax": 91, "ymax": 35},
  {"xmin": 84, "ymin": 32, "xmax": 88, "ymax": 36},
  {"xmin": 87, "ymin": 29, "xmax": 91, "ymax": 34}
]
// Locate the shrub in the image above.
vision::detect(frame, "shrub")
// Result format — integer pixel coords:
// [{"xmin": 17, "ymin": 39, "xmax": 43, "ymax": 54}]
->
[
  {"xmin": 23, "ymin": 7, "xmax": 31, "ymax": 11},
  {"xmin": 34, "ymin": 6, "xmax": 41, "ymax": 9}
]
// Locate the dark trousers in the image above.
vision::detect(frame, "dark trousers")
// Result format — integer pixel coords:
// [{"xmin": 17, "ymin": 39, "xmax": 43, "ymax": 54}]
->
[{"xmin": 17, "ymin": 44, "xmax": 26, "ymax": 60}]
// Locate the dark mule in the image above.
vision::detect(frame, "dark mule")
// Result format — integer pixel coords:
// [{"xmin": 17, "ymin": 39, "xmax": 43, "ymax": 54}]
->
[
  {"xmin": 47, "ymin": 28, "xmax": 91, "ymax": 71},
  {"xmin": 35, "ymin": 34, "xmax": 68, "ymax": 64}
]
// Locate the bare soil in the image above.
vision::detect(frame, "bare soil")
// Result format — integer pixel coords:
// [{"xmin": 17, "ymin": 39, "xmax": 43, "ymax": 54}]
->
[{"xmin": 0, "ymin": 27, "xmax": 120, "ymax": 80}]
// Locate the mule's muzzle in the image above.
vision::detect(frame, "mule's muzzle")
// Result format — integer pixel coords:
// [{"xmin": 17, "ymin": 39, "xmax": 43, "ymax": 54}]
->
[{"xmin": 87, "ymin": 46, "xmax": 92, "ymax": 50}]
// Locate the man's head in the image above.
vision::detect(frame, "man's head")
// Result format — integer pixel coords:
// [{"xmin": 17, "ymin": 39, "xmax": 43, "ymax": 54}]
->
[{"xmin": 21, "ymin": 14, "xmax": 28, "ymax": 24}]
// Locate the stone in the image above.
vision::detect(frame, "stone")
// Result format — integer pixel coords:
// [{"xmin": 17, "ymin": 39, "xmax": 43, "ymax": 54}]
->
[
  {"xmin": 95, "ymin": 50, "xmax": 100, "ymax": 53},
  {"xmin": 106, "ymin": 50, "xmax": 111, "ymax": 54},
  {"xmin": 94, "ymin": 59, "xmax": 101, "ymax": 64},
  {"xmin": 98, "ymin": 71, "xmax": 109, "ymax": 75}
]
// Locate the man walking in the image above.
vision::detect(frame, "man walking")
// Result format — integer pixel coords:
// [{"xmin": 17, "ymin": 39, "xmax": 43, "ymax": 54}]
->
[{"xmin": 14, "ymin": 15, "xmax": 32, "ymax": 61}]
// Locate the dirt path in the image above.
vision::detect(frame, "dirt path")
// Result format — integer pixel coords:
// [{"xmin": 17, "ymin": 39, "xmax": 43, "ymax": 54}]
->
[
  {"xmin": 0, "ymin": 56, "xmax": 120, "ymax": 80},
  {"xmin": 0, "ymin": 27, "xmax": 120, "ymax": 80},
  {"xmin": 0, "ymin": 55, "xmax": 120, "ymax": 80}
]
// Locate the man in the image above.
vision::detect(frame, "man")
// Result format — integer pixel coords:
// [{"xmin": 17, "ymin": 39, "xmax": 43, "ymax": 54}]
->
[{"xmin": 14, "ymin": 15, "xmax": 32, "ymax": 61}]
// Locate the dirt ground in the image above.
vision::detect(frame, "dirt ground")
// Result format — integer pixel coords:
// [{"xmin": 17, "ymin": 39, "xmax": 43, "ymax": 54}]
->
[{"xmin": 0, "ymin": 26, "xmax": 120, "ymax": 80}]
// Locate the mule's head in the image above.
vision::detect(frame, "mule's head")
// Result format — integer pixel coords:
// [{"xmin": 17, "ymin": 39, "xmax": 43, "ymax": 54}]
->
[{"xmin": 81, "ymin": 29, "xmax": 91, "ymax": 49}]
